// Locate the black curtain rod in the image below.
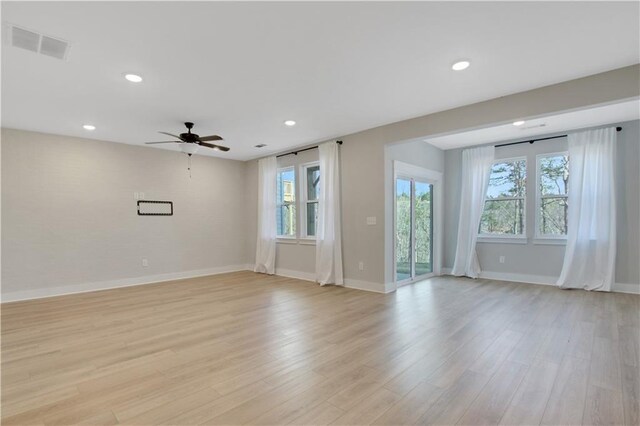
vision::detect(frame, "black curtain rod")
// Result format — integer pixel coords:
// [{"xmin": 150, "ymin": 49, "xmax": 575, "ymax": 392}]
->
[
  {"xmin": 276, "ymin": 140, "xmax": 343, "ymax": 158},
  {"xmin": 495, "ymin": 126, "xmax": 622, "ymax": 148}
]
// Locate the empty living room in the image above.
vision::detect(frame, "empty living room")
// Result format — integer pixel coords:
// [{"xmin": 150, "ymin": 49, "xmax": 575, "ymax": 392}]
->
[{"xmin": 1, "ymin": 1, "xmax": 639, "ymax": 425}]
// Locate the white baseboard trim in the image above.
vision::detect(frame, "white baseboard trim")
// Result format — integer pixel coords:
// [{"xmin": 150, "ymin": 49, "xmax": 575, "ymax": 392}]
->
[
  {"xmin": 270, "ymin": 267, "xmax": 389, "ymax": 294},
  {"xmin": 1, "ymin": 264, "xmax": 249, "ymax": 303},
  {"xmin": 441, "ymin": 268, "xmax": 640, "ymax": 295},
  {"xmin": 613, "ymin": 282, "xmax": 640, "ymax": 295},
  {"xmin": 344, "ymin": 279, "xmax": 389, "ymax": 294},
  {"xmin": 478, "ymin": 271, "xmax": 558, "ymax": 286},
  {"xmin": 273, "ymin": 268, "xmax": 316, "ymax": 282}
]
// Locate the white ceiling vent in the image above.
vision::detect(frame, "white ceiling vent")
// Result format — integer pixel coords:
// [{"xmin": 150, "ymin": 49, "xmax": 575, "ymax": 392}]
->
[
  {"xmin": 39, "ymin": 35, "xmax": 69, "ymax": 60},
  {"xmin": 11, "ymin": 26, "xmax": 40, "ymax": 52},
  {"xmin": 5, "ymin": 23, "xmax": 70, "ymax": 60}
]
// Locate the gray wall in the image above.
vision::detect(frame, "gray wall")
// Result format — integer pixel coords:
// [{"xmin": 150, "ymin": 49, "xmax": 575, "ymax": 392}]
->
[
  {"xmin": 3, "ymin": 65, "xmax": 638, "ymax": 299},
  {"xmin": 443, "ymin": 120, "xmax": 640, "ymax": 285},
  {"xmin": 245, "ymin": 149, "xmax": 320, "ymax": 278},
  {"xmin": 244, "ymin": 65, "xmax": 639, "ymax": 287},
  {"xmin": 2, "ymin": 128, "xmax": 249, "ymax": 298},
  {"xmin": 244, "ymin": 139, "xmax": 446, "ymax": 284}
]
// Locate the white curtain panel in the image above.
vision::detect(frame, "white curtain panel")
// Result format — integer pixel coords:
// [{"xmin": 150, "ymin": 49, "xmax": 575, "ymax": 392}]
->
[
  {"xmin": 557, "ymin": 127, "xmax": 617, "ymax": 291},
  {"xmin": 451, "ymin": 145, "xmax": 495, "ymax": 278},
  {"xmin": 254, "ymin": 156, "xmax": 278, "ymax": 275},
  {"xmin": 316, "ymin": 142, "xmax": 344, "ymax": 285}
]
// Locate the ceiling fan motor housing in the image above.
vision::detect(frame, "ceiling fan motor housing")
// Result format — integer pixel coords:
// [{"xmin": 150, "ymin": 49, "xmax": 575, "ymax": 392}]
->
[{"xmin": 180, "ymin": 133, "xmax": 199, "ymax": 142}]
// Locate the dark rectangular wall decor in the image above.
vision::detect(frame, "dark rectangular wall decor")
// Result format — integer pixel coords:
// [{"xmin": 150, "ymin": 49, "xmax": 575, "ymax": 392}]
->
[{"xmin": 137, "ymin": 200, "xmax": 173, "ymax": 216}]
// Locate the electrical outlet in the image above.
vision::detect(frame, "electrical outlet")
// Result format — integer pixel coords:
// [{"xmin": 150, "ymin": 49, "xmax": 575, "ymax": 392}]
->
[
  {"xmin": 139, "ymin": 192, "xmax": 145, "ymax": 200},
  {"xmin": 142, "ymin": 258, "xmax": 149, "ymax": 267},
  {"xmin": 499, "ymin": 256, "xmax": 505, "ymax": 264},
  {"xmin": 358, "ymin": 261, "xmax": 364, "ymax": 271},
  {"xmin": 366, "ymin": 217, "xmax": 377, "ymax": 225},
  {"xmin": 134, "ymin": 192, "xmax": 139, "ymax": 200}
]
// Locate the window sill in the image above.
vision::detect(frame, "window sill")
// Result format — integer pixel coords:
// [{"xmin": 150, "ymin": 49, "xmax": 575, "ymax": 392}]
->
[
  {"xmin": 533, "ymin": 238, "xmax": 567, "ymax": 245},
  {"xmin": 276, "ymin": 238, "xmax": 298, "ymax": 244},
  {"xmin": 477, "ymin": 236, "xmax": 528, "ymax": 245},
  {"xmin": 276, "ymin": 237, "xmax": 317, "ymax": 246}
]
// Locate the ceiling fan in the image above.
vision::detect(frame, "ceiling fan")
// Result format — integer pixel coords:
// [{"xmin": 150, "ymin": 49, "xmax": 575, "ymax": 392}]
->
[{"xmin": 145, "ymin": 122, "xmax": 229, "ymax": 154}]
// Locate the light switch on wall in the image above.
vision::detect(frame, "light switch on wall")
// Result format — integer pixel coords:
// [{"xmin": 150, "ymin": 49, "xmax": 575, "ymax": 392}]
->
[{"xmin": 366, "ymin": 216, "xmax": 377, "ymax": 225}]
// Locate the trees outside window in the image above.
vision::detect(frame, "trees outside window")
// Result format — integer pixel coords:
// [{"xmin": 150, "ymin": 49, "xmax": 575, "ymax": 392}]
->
[
  {"xmin": 479, "ymin": 159, "xmax": 527, "ymax": 236},
  {"xmin": 538, "ymin": 153, "xmax": 569, "ymax": 236}
]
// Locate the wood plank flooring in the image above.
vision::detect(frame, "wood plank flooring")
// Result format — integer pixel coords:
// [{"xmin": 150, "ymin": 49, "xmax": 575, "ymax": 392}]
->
[{"xmin": 1, "ymin": 271, "xmax": 638, "ymax": 425}]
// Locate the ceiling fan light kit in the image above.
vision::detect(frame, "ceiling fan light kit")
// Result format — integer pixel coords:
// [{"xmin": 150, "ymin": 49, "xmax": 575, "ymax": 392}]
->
[
  {"xmin": 145, "ymin": 122, "xmax": 229, "ymax": 175},
  {"xmin": 180, "ymin": 143, "xmax": 199, "ymax": 155}
]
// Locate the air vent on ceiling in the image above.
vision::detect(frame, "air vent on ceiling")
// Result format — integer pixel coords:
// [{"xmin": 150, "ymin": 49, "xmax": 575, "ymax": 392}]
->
[
  {"xmin": 255, "ymin": 144, "xmax": 267, "ymax": 148},
  {"xmin": 11, "ymin": 26, "xmax": 39, "ymax": 52},
  {"xmin": 6, "ymin": 23, "xmax": 70, "ymax": 60},
  {"xmin": 39, "ymin": 35, "xmax": 69, "ymax": 60}
]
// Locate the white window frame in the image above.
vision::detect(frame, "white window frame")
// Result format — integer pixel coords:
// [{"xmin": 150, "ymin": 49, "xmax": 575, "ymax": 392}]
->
[
  {"xmin": 276, "ymin": 166, "xmax": 297, "ymax": 239},
  {"xmin": 478, "ymin": 156, "xmax": 528, "ymax": 241},
  {"xmin": 535, "ymin": 151, "xmax": 569, "ymax": 241},
  {"xmin": 299, "ymin": 161, "xmax": 320, "ymax": 241}
]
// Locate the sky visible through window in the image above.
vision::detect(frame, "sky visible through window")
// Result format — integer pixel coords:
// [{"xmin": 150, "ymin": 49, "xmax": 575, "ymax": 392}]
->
[
  {"xmin": 486, "ymin": 161, "xmax": 526, "ymax": 198},
  {"xmin": 397, "ymin": 179, "xmax": 411, "ymax": 197}
]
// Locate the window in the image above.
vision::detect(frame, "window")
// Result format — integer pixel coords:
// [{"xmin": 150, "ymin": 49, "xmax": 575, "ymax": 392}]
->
[
  {"xmin": 276, "ymin": 167, "xmax": 296, "ymax": 237},
  {"xmin": 479, "ymin": 158, "xmax": 527, "ymax": 236},
  {"xmin": 537, "ymin": 153, "xmax": 569, "ymax": 237},
  {"xmin": 302, "ymin": 163, "xmax": 320, "ymax": 237}
]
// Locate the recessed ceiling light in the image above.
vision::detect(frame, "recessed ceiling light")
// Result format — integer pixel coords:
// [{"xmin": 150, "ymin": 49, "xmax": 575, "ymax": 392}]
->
[
  {"xmin": 284, "ymin": 120, "xmax": 296, "ymax": 127},
  {"xmin": 451, "ymin": 60, "xmax": 470, "ymax": 71},
  {"xmin": 513, "ymin": 120, "xmax": 526, "ymax": 126},
  {"xmin": 82, "ymin": 124, "xmax": 96, "ymax": 131},
  {"xmin": 124, "ymin": 73, "xmax": 143, "ymax": 83}
]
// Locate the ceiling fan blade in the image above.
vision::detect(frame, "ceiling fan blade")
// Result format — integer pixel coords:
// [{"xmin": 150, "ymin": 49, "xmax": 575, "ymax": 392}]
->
[
  {"xmin": 197, "ymin": 135, "xmax": 224, "ymax": 142},
  {"xmin": 198, "ymin": 141, "xmax": 230, "ymax": 152},
  {"xmin": 158, "ymin": 131, "xmax": 183, "ymax": 140},
  {"xmin": 145, "ymin": 141, "xmax": 180, "ymax": 144}
]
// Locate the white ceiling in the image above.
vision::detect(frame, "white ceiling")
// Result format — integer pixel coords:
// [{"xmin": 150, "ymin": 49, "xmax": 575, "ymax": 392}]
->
[
  {"xmin": 2, "ymin": 2, "xmax": 639, "ymax": 161},
  {"xmin": 424, "ymin": 99, "xmax": 640, "ymax": 150}
]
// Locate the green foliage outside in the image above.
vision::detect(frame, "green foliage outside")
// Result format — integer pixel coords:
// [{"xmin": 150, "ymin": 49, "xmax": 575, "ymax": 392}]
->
[
  {"xmin": 396, "ymin": 182, "xmax": 432, "ymax": 280},
  {"xmin": 480, "ymin": 160, "xmax": 526, "ymax": 235},
  {"xmin": 539, "ymin": 155, "xmax": 569, "ymax": 235}
]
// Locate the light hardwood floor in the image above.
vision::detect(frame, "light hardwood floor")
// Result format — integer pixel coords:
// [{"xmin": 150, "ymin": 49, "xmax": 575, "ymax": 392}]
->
[{"xmin": 1, "ymin": 272, "xmax": 638, "ymax": 425}]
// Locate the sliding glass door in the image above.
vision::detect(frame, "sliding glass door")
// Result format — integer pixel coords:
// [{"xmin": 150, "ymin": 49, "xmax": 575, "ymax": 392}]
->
[{"xmin": 395, "ymin": 177, "xmax": 434, "ymax": 283}]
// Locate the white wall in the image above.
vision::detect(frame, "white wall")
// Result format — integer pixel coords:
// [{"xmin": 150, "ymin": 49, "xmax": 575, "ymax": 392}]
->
[
  {"xmin": 1, "ymin": 129, "xmax": 249, "ymax": 301},
  {"xmin": 443, "ymin": 120, "xmax": 640, "ymax": 290}
]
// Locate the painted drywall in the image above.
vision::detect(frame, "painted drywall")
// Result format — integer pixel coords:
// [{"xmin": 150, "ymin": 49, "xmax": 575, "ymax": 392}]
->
[
  {"xmin": 615, "ymin": 120, "xmax": 640, "ymax": 285},
  {"xmin": 1, "ymin": 129, "xmax": 249, "ymax": 300},
  {"xmin": 244, "ymin": 65, "xmax": 639, "ymax": 288},
  {"xmin": 443, "ymin": 120, "xmax": 640, "ymax": 287},
  {"xmin": 4, "ymin": 66, "xmax": 635, "ymax": 300}
]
